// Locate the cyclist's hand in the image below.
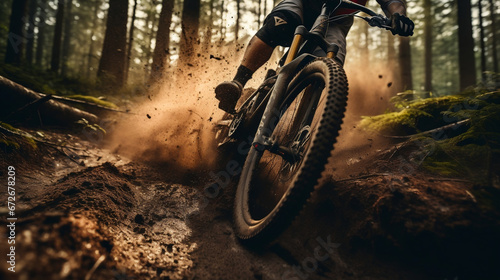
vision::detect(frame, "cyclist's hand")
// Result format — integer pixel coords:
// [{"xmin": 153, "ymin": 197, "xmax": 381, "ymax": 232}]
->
[{"xmin": 390, "ymin": 13, "xmax": 414, "ymax": 36}]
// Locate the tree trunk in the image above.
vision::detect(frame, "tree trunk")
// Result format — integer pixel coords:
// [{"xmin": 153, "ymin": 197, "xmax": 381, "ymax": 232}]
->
[
  {"xmin": 97, "ymin": 0, "xmax": 129, "ymax": 88},
  {"xmin": 143, "ymin": 7, "xmax": 152, "ymax": 65},
  {"xmin": 35, "ymin": 0, "xmax": 47, "ymax": 68},
  {"xmin": 424, "ymin": 0, "xmax": 432, "ymax": 92},
  {"xmin": 86, "ymin": 0, "xmax": 100, "ymax": 79},
  {"xmin": 5, "ymin": 0, "xmax": 28, "ymax": 65},
  {"xmin": 0, "ymin": 76, "xmax": 98, "ymax": 127},
  {"xmin": 203, "ymin": 0, "xmax": 215, "ymax": 50},
  {"xmin": 488, "ymin": 0, "xmax": 498, "ymax": 74},
  {"xmin": 61, "ymin": 0, "xmax": 73, "ymax": 77},
  {"xmin": 50, "ymin": 0, "xmax": 65, "ymax": 73},
  {"xmin": 179, "ymin": 0, "xmax": 201, "ymax": 65},
  {"xmin": 478, "ymin": 0, "xmax": 487, "ymax": 82},
  {"xmin": 258, "ymin": 0, "xmax": 262, "ymax": 27},
  {"xmin": 125, "ymin": 0, "xmax": 138, "ymax": 81},
  {"xmin": 235, "ymin": 0, "xmax": 241, "ymax": 43},
  {"xmin": 398, "ymin": 36, "xmax": 413, "ymax": 92},
  {"xmin": 150, "ymin": 0, "xmax": 175, "ymax": 81},
  {"xmin": 25, "ymin": 0, "xmax": 38, "ymax": 65},
  {"xmin": 220, "ymin": 0, "xmax": 226, "ymax": 42},
  {"xmin": 145, "ymin": 6, "xmax": 158, "ymax": 76},
  {"xmin": 457, "ymin": 0, "xmax": 477, "ymax": 90}
]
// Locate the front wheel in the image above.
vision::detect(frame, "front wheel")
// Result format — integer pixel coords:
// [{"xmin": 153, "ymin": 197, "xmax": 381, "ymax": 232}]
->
[{"xmin": 233, "ymin": 58, "xmax": 349, "ymax": 243}]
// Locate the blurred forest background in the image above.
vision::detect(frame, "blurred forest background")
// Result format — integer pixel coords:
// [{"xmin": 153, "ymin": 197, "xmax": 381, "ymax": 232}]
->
[{"xmin": 0, "ymin": 0, "xmax": 498, "ymax": 99}]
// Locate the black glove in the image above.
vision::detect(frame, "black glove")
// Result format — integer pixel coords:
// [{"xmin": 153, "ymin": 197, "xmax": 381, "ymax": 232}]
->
[{"xmin": 390, "ymin": 13, "xmax": 414, "ymax": 36}]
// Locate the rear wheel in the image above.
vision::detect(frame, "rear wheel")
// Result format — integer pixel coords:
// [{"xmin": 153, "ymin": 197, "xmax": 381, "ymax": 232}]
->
[{"xmin": 233, "ymin": 58, "xmax": 348, "ymax": 243}]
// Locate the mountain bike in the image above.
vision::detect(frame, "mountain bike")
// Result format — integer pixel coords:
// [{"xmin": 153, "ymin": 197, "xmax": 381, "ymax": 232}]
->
[{"xmin": 214, "ymin": 0, "xmax": 395, "ymax": 243}]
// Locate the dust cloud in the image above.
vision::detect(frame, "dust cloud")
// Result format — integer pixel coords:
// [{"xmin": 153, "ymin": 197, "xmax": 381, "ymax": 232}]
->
[
  {"xmin": 108, "ymin": 48, "xmax": 399, "ymax": 178},
  {"xmin": 327, "ymin": 59, "xmax": 401, "ymax": 177},
  {"xmin": 108, "ymin": 51, "xmax": 243, "ymax": 173}
]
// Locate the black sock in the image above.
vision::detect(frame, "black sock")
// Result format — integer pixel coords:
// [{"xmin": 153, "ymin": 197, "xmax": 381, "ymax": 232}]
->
[{"xmin": 233, "ymin": 65, "xmax": 253, "ymax": 87}]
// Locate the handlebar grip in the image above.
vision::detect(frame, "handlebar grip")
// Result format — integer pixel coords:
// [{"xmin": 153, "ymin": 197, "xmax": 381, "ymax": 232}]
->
[{"xmin": 368, "ymin": 15, "xmax": 392, "ymax": 31}]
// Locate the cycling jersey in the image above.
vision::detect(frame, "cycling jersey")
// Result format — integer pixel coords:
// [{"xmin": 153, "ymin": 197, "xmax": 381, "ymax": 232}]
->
[
  {"xmin": 256, "ymin": 0, "xmax": 405, "ymax": 65},
  {"xmin": 335, "ymin": 0, "xmax": 369, "ymax": 15},
  {"xmin": 273, "ymin": 0, "xmax": 367, "ymax": 16},
  {"xmin": 274, "ymin": 0, "xmax": 400, "ymax": 17}
]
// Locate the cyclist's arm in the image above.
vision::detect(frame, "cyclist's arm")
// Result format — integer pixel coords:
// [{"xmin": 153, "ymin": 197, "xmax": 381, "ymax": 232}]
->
[
  {"xmin": 376, "ymin": 0, "xmax": 407, "ymax": 17},
  {"xmin": 376, "ymin": 0, "xmax": 414, "ymax": 36}
]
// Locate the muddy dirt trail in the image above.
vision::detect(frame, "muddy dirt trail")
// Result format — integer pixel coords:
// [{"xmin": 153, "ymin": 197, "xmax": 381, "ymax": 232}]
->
[
  {"xmin": 1, "ymin": 61, "xmax": 499, "ymax": 279},
  {"xmin": 1, "ymin": 124, "xmax": 499, "ymax": 280}
]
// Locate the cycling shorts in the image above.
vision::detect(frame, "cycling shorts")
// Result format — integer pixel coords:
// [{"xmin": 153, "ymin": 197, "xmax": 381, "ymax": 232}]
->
[{"xmin": 255, "ymin": 0, "xmax": 354, "ymax": 65}]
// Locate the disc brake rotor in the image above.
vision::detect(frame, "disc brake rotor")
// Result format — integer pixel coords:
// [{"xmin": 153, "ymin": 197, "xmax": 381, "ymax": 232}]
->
[{"xmin": 279, "ymin": 125, "xmax": 311, "ymax": 180}]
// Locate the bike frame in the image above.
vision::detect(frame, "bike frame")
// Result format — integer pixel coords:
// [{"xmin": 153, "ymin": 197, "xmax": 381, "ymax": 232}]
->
[
  {"xmin": 221, "ymin": 0, "xmax": 391, "ymax": 156},
  {"xmin": 252, "ymin": 0, "xmax": 382, "ymax": 152}
]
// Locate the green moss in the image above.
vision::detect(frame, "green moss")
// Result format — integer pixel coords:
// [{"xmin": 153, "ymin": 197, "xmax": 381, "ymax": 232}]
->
[
  {"xmin": 360, "ymin": 108, "xmax": 433, "ymax": 135},
  {"xmin": 422, "ymin": 141, "xmax": 492, "ymax": 182},
  {"xmin": 360, "ymin": 88, "xmax": 500, "ymax": 184},
  {"xmin": 421, "ymin": 160, "xmax": 461, "ymax": 177},
  {"xmin": 0, "ymin": 121, "xmax": 17, "ymax": 131},
  {"xmin": 66, "ymin": 95, "xmax": 118, "ymax": 109},
  {"xmin": 76, "ymin": 118, "xmax": 106, "ymax": 135},
  {"xmin": 0, "ymin": 23, "xmax": 8, "ymax": 33},
  {"xmin": 0, "ymin": 138, "xmax": 21, "ymax": 150},
  {"xmin": 41, "ymin": 84, "xmax": 57, "ymax": 95},
  {"xmin": 0, "ymin": 122, "xmax": 37, "ymax": 150}
]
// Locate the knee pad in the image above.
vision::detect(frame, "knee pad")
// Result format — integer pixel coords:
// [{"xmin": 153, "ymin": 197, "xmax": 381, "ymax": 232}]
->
[{"xmin": 256, "ymin": 10, "xmax": 301, "ymax": 48}]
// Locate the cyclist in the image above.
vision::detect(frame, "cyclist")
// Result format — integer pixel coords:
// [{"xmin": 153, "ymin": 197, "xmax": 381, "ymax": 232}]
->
[{"xmin": 215, "ymin": 0, "xmax": 414, "ymax": 113}]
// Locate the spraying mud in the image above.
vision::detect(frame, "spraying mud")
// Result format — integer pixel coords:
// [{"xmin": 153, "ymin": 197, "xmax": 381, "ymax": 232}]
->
[
  {"xmin": 107, "ymin": 47, "xmax": 280, "ymax": 174},
  {"xmin": 108, "ymin": 49, "xmax": 396, "ymax": 174},
  {"xmin": 2, "ymin": 55, "xmax": 498, "ymax": 279}
]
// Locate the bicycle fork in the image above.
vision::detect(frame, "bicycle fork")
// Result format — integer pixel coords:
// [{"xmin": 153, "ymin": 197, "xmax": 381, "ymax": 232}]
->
[
  {"xmin": 252, "ymin": 54, "xmax": 316, "ymax": 157},
  {"xmin": 284, "ymin": 2, "xmax": 341, "ymax": 65}
]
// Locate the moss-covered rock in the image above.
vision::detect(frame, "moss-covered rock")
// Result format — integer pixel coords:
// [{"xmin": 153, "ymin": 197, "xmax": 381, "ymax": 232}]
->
[{"xmin": 359, "ymin": 88, "xmax": 500, "ymax": 183}]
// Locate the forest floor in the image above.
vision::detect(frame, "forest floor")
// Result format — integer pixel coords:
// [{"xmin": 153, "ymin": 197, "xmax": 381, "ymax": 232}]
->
[{"xmin": 1, "ymin": 122, "xmax": 499, "ymax": 280}]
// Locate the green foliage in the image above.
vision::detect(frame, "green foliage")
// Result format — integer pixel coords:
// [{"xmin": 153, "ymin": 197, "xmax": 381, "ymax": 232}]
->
[
  {"xmin": 0, "ymin": 62, "xmax": 61, "ymax": 95},
  {"xmin": 360, "ymin": 87, "xmax": 500, "ymax": 183},
  {"xmin": 0, "ymin": 137, "xmax": 21, "ymax": 150},
  {"xmin": 422, "ymin": 142, "xmax": 492, "ymax": 182},
  {"xmin": 0, "ymin": 62, "xmax": 141, "ymax": 109},
  {"xmin": 0, "ymin": 121, "xmax": 17, "ymax": 132},
  {"xmin": 360, "ymin": 109, "xmax": 433, "ymax": 135},
  {"xmin": 0, "ymin": 122, "xmax": 37, "ymax": 150},
  {"xmin": 361, "ymin": 88, "xmax": 499, "ymax": 135},
  {"xmin": 76, "ymin": 118, "xmax": 106, "ymax": 135},
  {"xmin": 66, "ymin": 95, "xmax": 118, "ymax": 109}
]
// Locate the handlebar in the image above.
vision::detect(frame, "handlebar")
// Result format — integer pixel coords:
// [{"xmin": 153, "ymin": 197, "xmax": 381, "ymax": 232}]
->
[
  {"xmin": 339, "ymin": 0, "xmax": 377, "ymax": 16},
  {"xmin": 279, "ymin": 0, "xmax": 395, "ymax": 65},
  {"xmin": 337, "ymin": 0, "xmax": 393, "ymax": 31},
  {"xmin": 365, "ymin": 15, "xmax": 392, "ymax": 30}
]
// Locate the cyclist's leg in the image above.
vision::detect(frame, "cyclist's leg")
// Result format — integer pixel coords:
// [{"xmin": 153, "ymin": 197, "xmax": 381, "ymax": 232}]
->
[
  {"xmin": 241, "ymin": 37, "xmax": 274, "ymax": 73},
  {"xmin": 312, "ymin": 16, "xmax": 354, "ymax": 65},
  {"xmin": 215, "ymin": 1, "xmax": 303, "ymax": 113}
]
